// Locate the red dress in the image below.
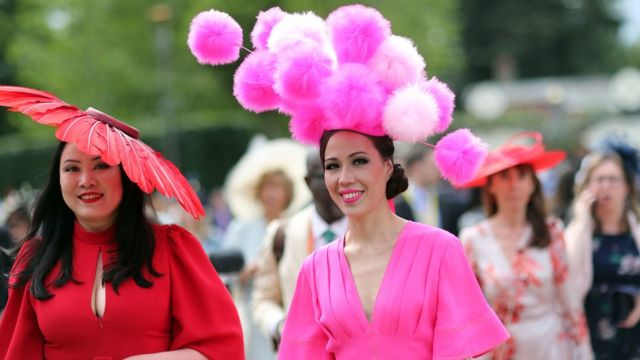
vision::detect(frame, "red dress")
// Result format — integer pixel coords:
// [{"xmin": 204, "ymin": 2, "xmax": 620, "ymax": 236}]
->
[{"xmin": 0, "ymin": 222, "xmax": 244, "ymax": 359}]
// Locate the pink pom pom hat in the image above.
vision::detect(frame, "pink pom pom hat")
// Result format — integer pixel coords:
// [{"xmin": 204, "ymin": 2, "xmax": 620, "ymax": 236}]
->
[
  {"xmin": 187, "ymin": 4, "xmax": 489, "ymax": 185},
  {"xmin": 459, "ymin": 131, "xmax": 566, "ymax": 188}
]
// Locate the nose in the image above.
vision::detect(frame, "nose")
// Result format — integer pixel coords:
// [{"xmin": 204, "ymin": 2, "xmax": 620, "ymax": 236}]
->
[
  {"xmin": 78, "ymin": 170, "xmax": 96, "ymax": 188},
  {"xmin": 338, "ymin": 166, "xmax": 355, "ymax": 186}
]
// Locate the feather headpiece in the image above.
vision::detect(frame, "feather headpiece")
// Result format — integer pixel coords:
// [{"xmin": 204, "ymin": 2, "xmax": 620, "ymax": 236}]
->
[
  {"xmin": 0, "ymin": 86, "xmax": 205, "ymax": 219},
  {"xmin": 187, "ymin": 4, "xmax": 488, "ymax": 185}
]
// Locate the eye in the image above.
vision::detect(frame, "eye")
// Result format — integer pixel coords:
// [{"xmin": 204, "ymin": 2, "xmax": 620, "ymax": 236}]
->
[
  {"xmin": 353, "ymin": 157, "xmax": 369, "ymax": 165},
  {"xmin": 325, "ymin": 162, "xmax": 339, "ymax": 171},
  {"xmin": 63, "ymin": 166, "xmax": 79, "ymax": 173},
  {"xmin": 95, "ymin": 162, "xmax": 111, "ymax": 170}
]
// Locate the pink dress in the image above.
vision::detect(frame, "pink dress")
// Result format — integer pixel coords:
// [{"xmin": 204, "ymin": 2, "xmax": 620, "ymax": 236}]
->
[{"xmin": 279, "ymin": 221, "xmax": 509, "ymax": 359}]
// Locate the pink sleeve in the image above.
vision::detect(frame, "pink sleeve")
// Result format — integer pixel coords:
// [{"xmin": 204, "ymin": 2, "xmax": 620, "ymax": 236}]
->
[
  {"xmin": 433, "ymin": 239, "xmax": 509, "ymax": 360},
  {"xmin": 166, "ymin": 225, "xmax": 244, "ymax": 360},
  {"xmin": 0, "ymin": 243, "xmax": 45, "ymax": 359},
  {"xmin": 278, "ymin": 261, "xmax": 333, "ymax": 360}
]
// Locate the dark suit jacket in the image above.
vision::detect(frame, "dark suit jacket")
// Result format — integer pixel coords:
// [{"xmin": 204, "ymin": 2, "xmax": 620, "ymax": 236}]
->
[{"xmin": 394, "ymin": 185, "xmax": 470, "ymax": 236}]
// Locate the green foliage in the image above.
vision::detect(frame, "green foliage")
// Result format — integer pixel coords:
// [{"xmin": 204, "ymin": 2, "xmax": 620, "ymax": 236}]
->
[
  {"xmin": 460, "ymin": 0, "xmax": 623, "ymax": 81},
  {"xmin": 0, "ymin": 0, "xmax": 17, "ymax": 135}
]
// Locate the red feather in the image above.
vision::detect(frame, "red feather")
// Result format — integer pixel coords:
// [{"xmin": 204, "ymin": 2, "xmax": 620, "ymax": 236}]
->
[{"xmin": 0, "ymin": 85, "xmax": 205, "ymax": 219}]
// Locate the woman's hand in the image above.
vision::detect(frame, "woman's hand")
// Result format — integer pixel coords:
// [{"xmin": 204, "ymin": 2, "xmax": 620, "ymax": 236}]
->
[
  {"xmin": 572, "ymin": 188, "xmax": 596, "ymax": 223},
  {"xmin": 619, "ymin": 295, "xmax": 640, "ymax": 329},
  {"xmin": 238, "ymin": 262, "xmax": 258, "ymax": 285}
]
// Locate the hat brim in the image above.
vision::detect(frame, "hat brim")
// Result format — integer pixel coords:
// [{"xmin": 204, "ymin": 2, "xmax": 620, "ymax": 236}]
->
[
  {"xmin": 460, "ymin": 150, "xmax": 566, "ymax": 188},
  {"xmin": 224, "ymin": 138, "xmax": 311, "ymax": 220}
]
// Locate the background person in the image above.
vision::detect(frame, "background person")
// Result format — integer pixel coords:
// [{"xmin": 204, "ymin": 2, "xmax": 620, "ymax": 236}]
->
[
  {"xmin": 459, "ymin": 131, "xmax": 591, "ymax": 359},
  {"xmin": 565, "ymin": 139, "xmax": 640, "ymax": 359}
]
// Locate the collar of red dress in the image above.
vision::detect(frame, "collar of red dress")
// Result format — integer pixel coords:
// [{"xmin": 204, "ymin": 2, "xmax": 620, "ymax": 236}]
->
[{"xmin": 73, "ymin": 221, "xmax": 116, "ymax": 245}]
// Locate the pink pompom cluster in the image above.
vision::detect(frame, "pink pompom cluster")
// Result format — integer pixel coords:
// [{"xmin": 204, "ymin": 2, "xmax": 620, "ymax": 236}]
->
[{"xmin": 188, "ymin": 4, "xmax": 487, "ymax": 184}]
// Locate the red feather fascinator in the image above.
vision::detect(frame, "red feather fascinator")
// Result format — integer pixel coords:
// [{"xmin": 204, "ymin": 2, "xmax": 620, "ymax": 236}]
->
[{"xmin": 0, "ymin": 85, "xmax": 205, "ymax": 219}]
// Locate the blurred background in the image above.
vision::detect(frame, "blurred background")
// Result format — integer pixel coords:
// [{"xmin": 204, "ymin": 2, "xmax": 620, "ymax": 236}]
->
[{"xmin": 0, "ymin": 0, "xmax": 639, "ymax": 196}]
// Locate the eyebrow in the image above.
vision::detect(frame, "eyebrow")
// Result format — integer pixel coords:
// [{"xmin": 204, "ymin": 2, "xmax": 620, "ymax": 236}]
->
[
  {"xmin": 62, "ymin": 156, "xmax": 102, "ymax": 164},
  {"xmin": 325, "ymin": 151, "xmax": 368, "ymax": 162}
]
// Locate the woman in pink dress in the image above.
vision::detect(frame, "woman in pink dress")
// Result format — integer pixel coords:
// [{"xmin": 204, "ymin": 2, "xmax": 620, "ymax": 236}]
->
[
  {"xmin": 459, "ymin": 132, "xmax": 592, "ymax": 359},
  {"xmin": 186, "ymin": 4, "xmax": 509, "ymax": 358},
  {"xmin": 278, "ymin": 130, "xmax": 509, "ymax": 359}
]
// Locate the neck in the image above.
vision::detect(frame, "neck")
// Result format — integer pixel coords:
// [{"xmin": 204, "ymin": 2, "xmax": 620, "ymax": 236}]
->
[
  {"xmin": 595, "ymin": 205, "xmax": 626, "ymax": 234},
  {"xmin": 264, "ymin": 209, "xmax": 281, "ymax": 222},
  {"xmin": 492, "ymin": 205, "xmax": 528, "ymax": 229},
  {"xmin": 315, "ymin": 204, "xmax": 343, "ymax": 225},
  {"xmin": 346, "ymin": 201, "xmax": 405, "ymax": 247}
]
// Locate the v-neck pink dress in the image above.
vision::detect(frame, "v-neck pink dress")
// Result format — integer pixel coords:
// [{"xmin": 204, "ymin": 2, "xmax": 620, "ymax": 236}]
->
[{"xmin": 279, "ymin": 221, "xmax": 509, "ymax": 359}]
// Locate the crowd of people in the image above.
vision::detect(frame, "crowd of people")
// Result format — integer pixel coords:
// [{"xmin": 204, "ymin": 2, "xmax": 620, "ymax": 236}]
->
[{"xmin": 0, "ymin": 3, "xmax": 638, "ymax": 359}]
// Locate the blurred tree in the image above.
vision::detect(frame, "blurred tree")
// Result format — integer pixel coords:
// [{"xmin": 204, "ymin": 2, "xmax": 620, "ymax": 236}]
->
[
  {"xmin": 0, "ymin": 0, "xmax": 17, "ymax": 135},
  {"xmin": 461, "ymin": 0, "xmax": 623, "ymax": 82}
]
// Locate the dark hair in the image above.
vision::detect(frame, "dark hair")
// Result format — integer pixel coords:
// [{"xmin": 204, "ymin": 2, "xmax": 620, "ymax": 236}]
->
[
  {"xmin": 12, "ymin": 142, "xmax": 160, "ymax": 300},
  {"xmin": 482, "ymin": 164, "xmax": 551, "ymax": 248},
  {"xmin": 319, "ymin": 130, "xmax": 408, "ymax": 199}
]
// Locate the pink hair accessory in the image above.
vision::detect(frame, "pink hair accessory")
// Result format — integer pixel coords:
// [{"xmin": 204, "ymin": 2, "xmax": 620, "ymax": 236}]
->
[
  {"xmin": 368, "ymin": 35, "xmax": 425, "ymax": 91},
  {"xmin": 187, "ymin": 10, "xmax": 243, "ymax": 65},
  {"xmin": 250, "ymin": 7, "xmax": 287, "ymax": 50},
  {"xmin": 326, "ymin": 4, "xmax": 391, "ymax": 64},
  {"xmin": 233, "ymin": 50, "xmax": 280, "ymax": 113},
  {"xmin": 188, "ymin": 4, "xmax": 488, "ymax": 185},
  {"xmin": 274, "ymin": 42, "xmax": 334, "ymax": 102},
  {"xmin": 383, "ymin": 84, "xmax": 439, "ymax": 142},
  {"xmin": 423, "ymin": 77, "xmax": 455, "ymax": 133},
  {"xmin": 322, "ymin": 63, "xmax": 386, "ymax": 136},
  {"xmin": 433, "ymin": 129, "xmax": 488, "ymax": 186}
]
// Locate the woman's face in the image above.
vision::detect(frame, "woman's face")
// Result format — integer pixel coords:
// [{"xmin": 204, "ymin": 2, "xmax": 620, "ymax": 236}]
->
[
  {"xmin": 257, "ymin": 172, "xmax": 291, "ymax": 218},
  {"xmin": 487, "ymin": 165, "xmax": 535, "ymax": 211},
  {"xmin": 587, "ymin": 159, "xmax": 628, "ymax": 210},
  {"xmin": 59, "ymin": 143, "xmax": 123, "ymax": 232},
  {"xmin": 323, "ymin": 131, "xmax": 392, "ymax": 218}
]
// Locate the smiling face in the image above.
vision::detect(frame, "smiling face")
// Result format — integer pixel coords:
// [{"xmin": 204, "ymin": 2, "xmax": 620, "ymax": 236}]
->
[
  {"xmin": 322, "ymin": 131, "xmax": 393, "ymax": 218},
  {"xmin": 59, "ymin": 143, "xmax": 123, "ymax": 232}
]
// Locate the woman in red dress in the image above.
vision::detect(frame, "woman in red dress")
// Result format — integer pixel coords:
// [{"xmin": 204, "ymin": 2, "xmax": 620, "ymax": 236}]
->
[{"xmin": 0, "ymin": 87, "xmax": 244, "ymax": 359}]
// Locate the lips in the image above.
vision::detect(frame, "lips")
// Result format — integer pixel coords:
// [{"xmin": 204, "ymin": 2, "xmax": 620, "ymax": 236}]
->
[
  {"xmin": 78, "ymin": 192, "xmax": 103, "ymax": 203},
  {"xmin": 339, "ymin": 189, "xmax": 363, "ymax": 204}
]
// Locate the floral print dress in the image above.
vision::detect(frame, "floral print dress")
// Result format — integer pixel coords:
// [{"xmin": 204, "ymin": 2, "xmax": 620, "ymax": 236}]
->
[
  {"xmin": 460, "ymin": 220, "xmax": 591, "ymax": 359},
  {"xmin": 585, "ymin": 232, "xmax": 640, "ymax": 359}
]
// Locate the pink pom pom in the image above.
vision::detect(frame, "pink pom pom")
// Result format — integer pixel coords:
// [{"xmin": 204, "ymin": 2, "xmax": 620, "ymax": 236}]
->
[
  {"xmin": 251, "ymin": 7, "xmax": 287, "ymax": 50},
  {"xmin": 274, "ymin": 42, "xmax": 334, "ymax": 102},
  {"xmin": 322, "ymin": 63, "xmax": 386, "ymax": 136},
  {"xmin": 423, "ymin": 77, "xmax": 455, "ymax": 133},
  {"xmin": 233, "ymin": 50, "xmax": 280, "ymax": 113},
  {"xmin": 327, "ymin": 4, "xmax": 391, "ymax": 64},
  {"xmin": 434, "ymin": 128, "xmax": 488, "ymax": 186},
  {"xmin": 383, "ymin": 84, "xmax": 439, "ymax": 142},
  {"xmin": 289, "ymin": 105, "xmax": 328, "ymax": 145},
  {"xmin": 369, "ymin": 35, "xmax": 425, "ymax": 91},
  {"xmin": 268, "ymin": 12, "xmax": 330, "ymax": 55},
  {"xmin": 188, "ymin": 10, "xmax": 243, "ymax": 65}
]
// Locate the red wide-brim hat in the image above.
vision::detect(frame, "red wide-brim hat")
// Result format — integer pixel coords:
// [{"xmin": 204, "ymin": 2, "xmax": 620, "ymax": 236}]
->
[
  {"xmin": 0, "ymin": 85, "xmax": 205, "ymax": 219},
  {"xmin": 460, "ymin": 131, "xmax": 566, "ymax": 188}
]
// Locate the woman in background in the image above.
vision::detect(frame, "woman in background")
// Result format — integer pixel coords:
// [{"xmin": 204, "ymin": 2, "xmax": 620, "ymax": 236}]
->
[
  {"xmin": 460, "ymin": 132, "xmax": 591, "ymax": 359},
  {"xmin": 565, "ymin": 140, "xmax": 640, "ymax": 359}
]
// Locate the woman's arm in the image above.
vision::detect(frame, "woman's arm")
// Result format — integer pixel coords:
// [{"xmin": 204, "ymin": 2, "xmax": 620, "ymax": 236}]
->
[{"xmin": 619, "ymin": 295, "xmax": 640, "ymax": 328}]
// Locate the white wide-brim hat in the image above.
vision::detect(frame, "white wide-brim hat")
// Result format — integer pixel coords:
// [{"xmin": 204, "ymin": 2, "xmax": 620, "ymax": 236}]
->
[{"xmin": 224, "ymin": 136, "xmax": 311, "ymax": 220}]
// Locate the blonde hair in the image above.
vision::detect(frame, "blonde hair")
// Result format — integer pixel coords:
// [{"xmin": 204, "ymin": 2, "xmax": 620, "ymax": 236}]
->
[{"xmin": 574, "ymin": 152, "xmax": 640, "ymax": 226}]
